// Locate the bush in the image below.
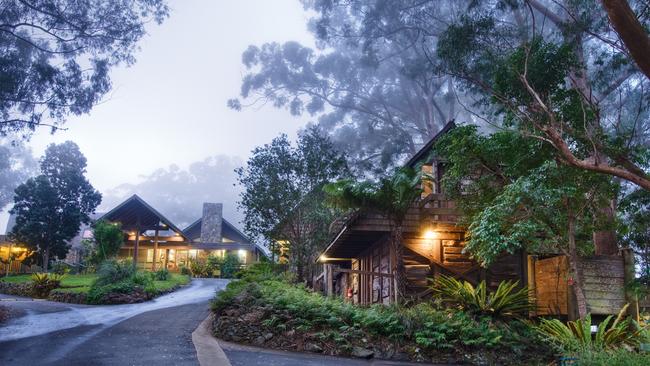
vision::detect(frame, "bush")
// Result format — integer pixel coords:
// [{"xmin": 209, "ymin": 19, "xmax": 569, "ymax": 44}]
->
[
  {"xmin": 212, "ymin": 266, "xmax": 549, "ymax": 362},
  {"xmin": 30, "ymin": 273, "xmax": 63, "ymax": 298},
  {"xmin": 570, "ymin": 349, "xmax": 650, "ymax": 366},
  {"xmin": 189, "ymin": 259, "xmax": 210, "ymax": 277},
  {"xmin": 87, "ymin": 280, "xmax": 135, "ymax": 304},
  {"xmin": 179, "ymin": 265, "xmax": 191, "ymax": 276},
  {"xmin": 154, "ymin": 268, "xmax": 170, "ymax": 281},
  {"xmin": 51, "ymin": 261, "xmax": 71, "ymax": 275},
  {"xmin": 95, "ymin": 259, "xmax": 135, "ymax": 287},
  {"xmin": 220, "ymin": 253, "xmax": 241, "ymax": 278},
  {"xmin": 431, "ymin": 275, "xmax": 533, "ymax": 318},
  {"xmin": 536, "ymin": 305, "xmax": 648, "ymax": 352}
]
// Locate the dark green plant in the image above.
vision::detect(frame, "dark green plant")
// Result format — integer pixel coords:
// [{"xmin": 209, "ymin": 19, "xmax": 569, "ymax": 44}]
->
[
  {"xmin": 51, "ymin": 261, "xmax": 70, "ymax": 275},
  {"xmin": 89, "ymin": 220, "xmax": 124, "ymax": 265},
  {"xmin": 94, "ymin": 259, "xmax": 135, "ymax": 287},
  {"xmin": 536, "ymin": 305, "xmax": 648, "ymax": 352},
  {"xmin": 179, "ymin": 265, "xmax": 191, "ymax": 276},
  {"xmin": 220, "ymin": 253, "xmax": 241, "ymax": 279},
  {"xmin": 431, "ymin": 275, "xmax": 534, "ymax": 318},
  {"xmin": 30, "ymin": 272, "xmax": 63, "ymax": 298},
  {"xmin": 189, "ymin": 259, "xmax": 209, "ymax": 278},
  {"xmin": 154, "ymin": 268, "xmax": 170, "ymax": 281}
]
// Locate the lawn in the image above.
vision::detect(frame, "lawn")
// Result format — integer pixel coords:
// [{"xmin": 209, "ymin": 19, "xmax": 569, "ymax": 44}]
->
[
  {"xmin": 2, "ymin": 273, "xmax": 97, "ymax": 287},
  {"xmin": 154, "ymin": 274, "xmax": 191, "ymax": 291},
  {"xmin": 2, "ymin": 273, "xmax": 190, "ymax": 293}
]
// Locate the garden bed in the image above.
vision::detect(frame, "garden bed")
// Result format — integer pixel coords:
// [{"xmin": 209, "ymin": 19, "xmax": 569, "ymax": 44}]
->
[
  {"xmin": 211, "ymin": 266, "xmax": 552, "ymax": 365},
  {"xmin": 0, "ymin": 273, "xmax": 190, "ymax": 305}
]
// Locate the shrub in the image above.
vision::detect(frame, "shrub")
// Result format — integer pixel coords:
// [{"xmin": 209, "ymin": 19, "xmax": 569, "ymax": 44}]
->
[
  {"xmin": 207, "ymin": 255, "xmax": 222, "ymax": 276},
  {"xmin": 154, "ymin": 268, "xmax": 170, "ymax": 281},
  {"xmin": 189, "ymin": 259, "xmax": 209, "ymax": 277},
  {"xmin": 30, "ymin": 273, "xmax": 63, "ymax": 298},
  {"xmin": 51, "ymin": 261, "xmax": 70, "ymax": 275},
  {"xmin": 95, "ymin": 259, "xmax": 135, "ymax": 287},
  {"xmin": 431, "ymin": 275, "xmax": 533, "ymax": 318},
  {"xmin": 179, "ymin": 265, "xmax": 191, "ymax": 276},
  {"xmin": 220, "ymin": 253, "xmax": 241, "ymax": 278},
  {"xmin": 536, "ymin": 305, "xmax": 648, "ymax": 352},
  {"xmin": 571, "ymin": 348, "xmax": 650, "ymax": 366},
  {"xmin": 87, "ymin": 280, "xmax": 135, "ymax": 304}
]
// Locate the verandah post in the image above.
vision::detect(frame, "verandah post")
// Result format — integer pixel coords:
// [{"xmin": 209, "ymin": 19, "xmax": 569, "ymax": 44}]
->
[{"xmin": 622, "ymin": 248, "xmax": 640, "ymax": 322}]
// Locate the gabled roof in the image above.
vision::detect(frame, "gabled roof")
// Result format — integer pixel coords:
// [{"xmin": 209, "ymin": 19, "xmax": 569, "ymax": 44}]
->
[
  {"xmin": 97, "ymin": 194, "xmax": 188, "ymax": 240},
  {"xmin": 183, "ymin": 217, "xmax": 250, "ymax": 244},
  {"xmin": 405, "ymin": 120, "xmax": 456, "ymax": 168}
]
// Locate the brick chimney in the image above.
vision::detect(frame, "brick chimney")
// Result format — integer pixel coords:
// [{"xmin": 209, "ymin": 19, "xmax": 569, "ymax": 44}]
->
[{"xmin": 200, "ymin": 203, "xmax": 222, "ymax": 243}]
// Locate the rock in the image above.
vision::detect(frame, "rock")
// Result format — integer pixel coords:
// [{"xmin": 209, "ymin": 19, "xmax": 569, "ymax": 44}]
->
[
  {"xmin": 241, "ymin": 310, "xmax": 265, "ymax": 323},
  {"xmin": 284, "ymin": 329, "xmax": 295, "ymax": 337},
  {"xmin": 392, "ymin": 352, "xmax": 410, "ymax": 361},
  {"xmin": 305, "ymin": 343, "xmax": 323, "ymax": 353},
  {"xmin": 352, "ymin": 346, "xmax": 374, "ymax": 359},
  {"xmin": 264, "ymin": 333, "xmax": 274, "ymax": 341},
  {"xmin": 253, "ymin": 335, "xmax": 266, "ymax": 346}
]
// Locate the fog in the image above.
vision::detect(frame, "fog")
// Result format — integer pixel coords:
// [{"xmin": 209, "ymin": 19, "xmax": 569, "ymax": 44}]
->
[{"xmin": 0, "ymin": 0, "xmax": 315, "ymax": 232}]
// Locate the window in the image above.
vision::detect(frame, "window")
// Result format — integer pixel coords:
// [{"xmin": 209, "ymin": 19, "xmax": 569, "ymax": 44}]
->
[
  {"xmin": 146, "ymin": 249, "xmax": 154, "ymax": 263},
  {"xmin": 237, "ymin": 249, "xmax": 247, "ymax": 262}
]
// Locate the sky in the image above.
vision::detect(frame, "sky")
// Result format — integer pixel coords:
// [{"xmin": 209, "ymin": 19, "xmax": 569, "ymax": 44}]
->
[{"xmin": 1, "ymin": 0, "xmax": 315, "ymax": 232}]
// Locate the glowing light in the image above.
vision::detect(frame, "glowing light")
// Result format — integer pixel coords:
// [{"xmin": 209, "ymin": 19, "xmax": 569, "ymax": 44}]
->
[
  {"xmin": 423, "ymin": 230, "xmax": 438, "ymax": 240},
  {"xmin": 319, "ymin": 255, "xmax": 328, "ymax": 262}
]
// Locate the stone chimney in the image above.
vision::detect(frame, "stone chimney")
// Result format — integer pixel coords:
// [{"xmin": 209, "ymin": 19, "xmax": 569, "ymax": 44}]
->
[{"xmin": 200, "ymin": 203, "xmax": 223, "ymax": 243}]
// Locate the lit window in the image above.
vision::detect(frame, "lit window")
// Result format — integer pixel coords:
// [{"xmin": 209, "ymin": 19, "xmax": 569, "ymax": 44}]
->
[
  {"xmin": 146, "ymin": 249, "xmax": 154, "ymax": 263},
  {"xmin": 189, "ymin": 249, "xmax": 198, "ymax": 259},
  {"xmin": 237, "ymin": 249, "xmax": 246, "ymax": 262}
]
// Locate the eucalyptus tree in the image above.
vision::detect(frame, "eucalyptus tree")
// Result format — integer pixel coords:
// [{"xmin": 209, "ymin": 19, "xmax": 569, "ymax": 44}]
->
[
  {"xmin": 323, "ymin": 167, "xmax": 423, "ymax": 302},
  {"xmin": 0, "ymin": 139, "xmax": 36, "ymax": 211},
  {"xmin": 10, "ymin": 141, "xmax": 101, "ymax": 271},
  {"xmin": 230, "ymin": 2, "xmax": 462, "ymax": 175},
  {"xmin": 0, "ymin": 0, "xmax": 168, "ymax": 137}
]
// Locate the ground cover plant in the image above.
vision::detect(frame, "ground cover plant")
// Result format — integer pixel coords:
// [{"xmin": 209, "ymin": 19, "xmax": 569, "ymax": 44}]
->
[
  {"xmin": 212, "ymin": 264, "xmax": 552, "ymax": 364},
  {"xmin": 0, "ymin": 262, "xmax": 189, "ymax": 304}
]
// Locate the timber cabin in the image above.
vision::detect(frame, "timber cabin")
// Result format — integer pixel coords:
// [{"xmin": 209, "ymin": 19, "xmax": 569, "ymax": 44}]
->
[
  {"xmin": 3, "ymin": 195, "xmax": 266, "ymax": 273},
  {"xmin": 318, "ymin": 122, "xmax": 636, "ymax": 320}
]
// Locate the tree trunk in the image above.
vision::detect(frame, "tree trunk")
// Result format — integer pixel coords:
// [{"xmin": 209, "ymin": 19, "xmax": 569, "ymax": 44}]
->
[
  {"xmin": 593, "ymin": 199, "xmax": 619, "ymax": 255},
  {"xmin": 390, "ymin": 224, "xmax": 407, "ymax": 303},
  {"xmin": 601, "ymin": 0, "xmax": 650, "ymax": 81},
  {"xmin": 567, "ymin": 210, "xmax": 588, "ymax": 319},
  {"xmin": 43, "ymin": 247, "xmax": 50, "ymax": 273}
]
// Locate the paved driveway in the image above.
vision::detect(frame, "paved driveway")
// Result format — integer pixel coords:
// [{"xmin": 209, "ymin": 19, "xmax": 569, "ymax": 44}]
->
[{"xmin": 0, "ymin": 279, "xmax": 229, "ymax": 366}]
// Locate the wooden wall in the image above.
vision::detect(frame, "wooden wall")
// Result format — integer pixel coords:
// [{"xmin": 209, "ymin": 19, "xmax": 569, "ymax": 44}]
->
[
  {"xmin": 531, "ymin": 255, "xmax": 626, "ymax": 316},
  {"xmin": 350, "ymin": 238, "xmax": 393, "ymax": 305}
]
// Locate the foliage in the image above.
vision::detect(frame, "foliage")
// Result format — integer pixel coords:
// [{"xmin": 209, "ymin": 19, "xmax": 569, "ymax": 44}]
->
[
  {"xmin": 220, "ymin": 253, "xmax": 241, "ymax": 279},
  {"xmin": 153, "ymin": 268, "xmax": 170, "ymax": 281},
  {"xmin": 324, "ymin": 166, "xmax": 423, "ymax": 298},
  {"xmin": 212, "ymin": 265, "xmax": 549, "ymax": 361},
  {"xmin": 536, "ymin": 305, "xmax": 648, "ymax": 352},
  {"xmin": 434, "ymin": 126, "xmax": 616, "ymax": 265},
  {"xmin": 152, "ymin": 274, "xmax": 190, "ymax": 292},
  {"xmin": 94, "ymin": 259, "xmax": 135, "ymax": 287},
  {"xmin": 30, "ymin": 272, "xmax": 63, "ymax": 297},
  {"xmin": 51, "ymin": 262, "xmax": 71, "ymax": 275},
  {"xmin": 189, "ymin": 259, "xmax": 210, "ymax": 278},
  {"xmin": 88, "ymin": 221, "xmax": 124, "ymax": 265},
  {"xmin": 237, "ymin": 127, "xmax": 348, "ymax": 281},
  {"xmin": 571, "ymin": 348, "xmax": 650, "ymax": 366},
  {"xmin": 9, "ymin": 142, "xmax": 102, "ymax": 272},
  {"xmin": 619, "ymin": 189, "xmax": 650, "ymax": 283},
  {"xmin": 0, "ymin": 0, "xmax": 169, "ymax": 136},
  {"xmin": 431, "ymin": 276, "xmax": 533, "ymax": 318},
  {"xmin": 179, "ymin": 265, "xmax": 191, "ymax": 276},
  {"xmin": 0, "ymin": 140, "xmax": 36, "ymax": 212},
  {"xmin": 87, "ymin": 280, "xmax": 136, "ymax": 304}
]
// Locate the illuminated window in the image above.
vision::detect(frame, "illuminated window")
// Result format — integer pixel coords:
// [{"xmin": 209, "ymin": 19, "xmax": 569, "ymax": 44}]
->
[
  {"xmin": 146, "ymin": 249, "xmax": 154, "ymax": 263},
  {"xmin": 189, "ymin": 249, "xmax": 198, "ymax": 259},
  {"xmin": 237, "ymin": 249, "xmax": 247, "ymax": 262}
]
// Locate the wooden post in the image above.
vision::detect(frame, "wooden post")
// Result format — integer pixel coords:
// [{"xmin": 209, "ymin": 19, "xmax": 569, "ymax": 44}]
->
[
  {"xmin": 527, "ymin": 255, "xmax": 537, "ymax": 317},
  {"xmin": 152, "ymin": 228, "xmax": 159, "ymax": 271},
  {"xmin": 325, "ymin": 263, "xmax": 334, "ymax": 297},
  {"xmin": 164, "ymin": 249, "xmax": 170, "ymax": 270},
  {"xmin": 133, "ymin": 221, "xmax": 140, "ymax": 270},
  {"xmin": 622, "ymin": 248, "xmax": 640, "ymax": 322},
  {"xmin": 6, "ymin": 242, "xmax": 12, "ymax": 277}
]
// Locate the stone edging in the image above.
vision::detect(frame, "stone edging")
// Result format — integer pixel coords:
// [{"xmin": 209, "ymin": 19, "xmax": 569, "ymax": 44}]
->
[{"xmin": 192, "ymin": 314, "xmax": 232, "ymax": 366}]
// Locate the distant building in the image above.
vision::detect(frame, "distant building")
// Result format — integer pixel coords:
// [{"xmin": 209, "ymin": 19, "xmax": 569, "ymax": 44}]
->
[{"xmin": 3, "ymin": 194, "xmax": 266, "ymax": 272}]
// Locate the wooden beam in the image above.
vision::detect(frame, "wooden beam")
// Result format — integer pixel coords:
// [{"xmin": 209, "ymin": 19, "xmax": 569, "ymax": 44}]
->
[
  {"xmin": 152, "ymin": 228, "xmax": 159, "ymax": 271},
  {"xmin": 332, "ymin": 268, "xmax": 394, "ymax": 278}
]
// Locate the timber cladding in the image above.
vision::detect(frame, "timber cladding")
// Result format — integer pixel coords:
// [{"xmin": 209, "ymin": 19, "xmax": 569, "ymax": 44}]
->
[{"xmin": 532, "ymin": 255, "xmax": 626, "ymax": 316}]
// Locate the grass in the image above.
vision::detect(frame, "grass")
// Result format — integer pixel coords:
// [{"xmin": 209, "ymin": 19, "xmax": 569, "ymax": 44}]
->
[
  {"xmin": 2, "ymin": 272, "xmax": 190, "ymax": 294},
  {"xmin": 1, "ymin": 273, "xmax": 97, "ymax": 287},
  {"xmin": 153, "ymin": 274, "xmax": 190, "ymax": 291}
]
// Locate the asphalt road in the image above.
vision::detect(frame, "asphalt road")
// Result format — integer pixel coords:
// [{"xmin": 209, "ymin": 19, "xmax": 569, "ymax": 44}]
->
[{"xmin": 0, "ymin": 279, "xmax": 228, "ymax": 366}]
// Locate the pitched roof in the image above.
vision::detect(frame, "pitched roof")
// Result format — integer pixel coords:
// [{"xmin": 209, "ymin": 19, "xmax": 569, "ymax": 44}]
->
[
  {"xmin": 404, "ymin": 120, "xmax": 456, "ymax": 168},
  {"xmin": 97, "ymin": 194, "xmax": 188, "ymax": 240}
]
